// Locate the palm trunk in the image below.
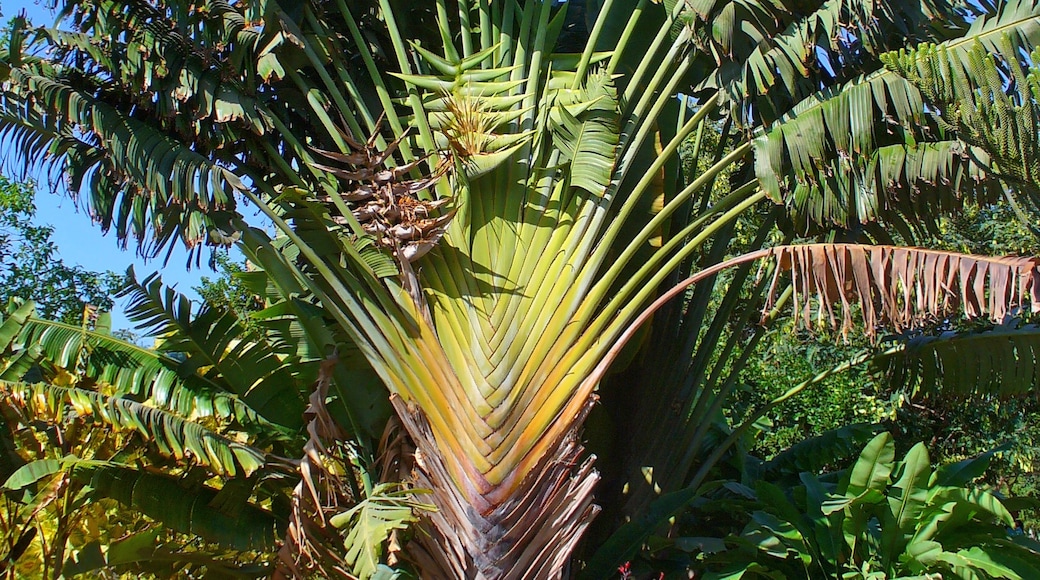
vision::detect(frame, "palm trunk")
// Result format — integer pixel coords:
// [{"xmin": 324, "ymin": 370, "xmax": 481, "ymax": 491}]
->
[{"xmin": 393, "ymin": 397, "xmax": 600, "ymax": 579}]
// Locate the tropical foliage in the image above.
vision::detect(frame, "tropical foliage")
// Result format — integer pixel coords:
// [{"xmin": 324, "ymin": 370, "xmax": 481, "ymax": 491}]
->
[
  {"xmin": 2, "ymin": 0, "xmax": 1040, "ymax": 577},
  {"xmin": 0, "ymin": 287, "xmax": 294, "ymax": 576},
  {"xmin": 711, "ymin": 433, "xmax": 1040, "ymax": 579}
]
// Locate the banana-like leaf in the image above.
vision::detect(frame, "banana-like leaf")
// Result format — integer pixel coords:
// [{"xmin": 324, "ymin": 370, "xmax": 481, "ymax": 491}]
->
[
  {"xmin": 0, "ymin": 381, "xmax": 267, "ymax": 477},
  {"xmin": 763, "ymin": 423, "xmax": 882, "ymax": 478},
  {"xmin": 723, "ymin": 433, "xmax": 1036, "ymax": 578},
  {"xmin": 0, "ymin": 301, "xmax": 41, "ymax": 381},
  {"xmin": 937, "ymin": 546, "xmax": 1038, "ymax": 578},
  {"xmin": 17, "ymin": 315, "xmax": 268, "ymax": 429},
  {"xmin": 933, "ymin": 444, "xmax": 1008, "ymax": 488},
  {"xmin": 931, "ymin": 487, "xmax": 1015, "ymax": 527},
  {"xmin": 0, "ymin": 301, "xmax": 33, "ymax": 354},
  {"xmin": 688, "ymin": 0, "xmax": 970, "ymax": 126},
  {"xmin": 3, "ymin": 457, "xmax": 76, "ymax": 490},
  {"xmin": 0, "ymin": 3, "xmax": 279, "ymax": 257},
  {"xmin": 73, "ymin": 461, "xmax": 280, "ymax": 552},
  {"xmin": 2, "ymin": 456, "xmax": 280, "ymax": 559},
  {"xmin": 876, "ymin": 325, "xmax": 1040, "ymax": 400},
  {"xmin": 329, "ymin": 483, "xmax": 434, "ymax": 579},
  {"xmin": 61, "ymin": 529, "xmax": 272, "ymax": 578},
  {"xmin": 0, "ymin": 65, "xmax": 243, "ymax": 252},
  {"xmin": 883, "ymin": 442, "xmax": 931, "ymax": 556},
  {"xmin": 754, "ymin": 73, "xmax": 1000, "ymax": 233},
  {"xmin": 884, "ymin": 38, "xmax": 1040, "ymax": 211},
  {"xmin": 753, "ymin": 0, "xmax": 1040, "ymax": 233},
  {"xmin": 845, "ymin": 432, "xmax": 895, "ymax": 499}
]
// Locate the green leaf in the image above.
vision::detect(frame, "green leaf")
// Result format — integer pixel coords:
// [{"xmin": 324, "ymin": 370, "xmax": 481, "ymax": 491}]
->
[
  {"xmin": 881, "ymin": 443, "xmax": 931, "ymax": 565},
  {"xmin": 3, "ymin": 458, "xmax": 65, "ymax": 490},
  {"xmin": 119, "ymin": 267, "xmax": 306, "ymax": 430},
  {"xmin": 765, "ymin": 423, "xmax": 882, "ymax": 477},
  {"xmin": 931, "ymin": 487, "xmax": 1014, "ymax": 527},
  {"xmin": 846, "ymin": 432, "xmax": 895, "ymax": 498},
  {"xmin": 878, "ymin": 325, "xmax": 1040, "ymax": 401},
  {"xmin": 905, "ymin": 539, "xmax": 944, "ymax": 567},
  {"xmin": 78, "ymin": 463, "xmax": 279, "ymax": 552},
  {"xmin": 1, "ymin": 382, "xmax": 268, "ymax": 477},
  {"xmin": 0, "ymin": 300, "xmax": 34, "ymax": 353},
  {"xmin": 329, "ymin": 483, "xmax": 434, "ymax": 579},
  {"xmin": 743, "ymin": 511, "xmax": 806, "ymax": 558},
  {"xmin": 938, "ymin": 546, "xmax": 1025, "ymax": 579},
  {"xmin": 548, "ymin": 70, "xmax": 620, "ymax": 195}
]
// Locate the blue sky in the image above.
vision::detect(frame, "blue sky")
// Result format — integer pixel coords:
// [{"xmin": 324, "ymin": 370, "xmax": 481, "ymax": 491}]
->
[{"xmin": 2, "ymin": 0, "xmax": 231, "ymax": 331}]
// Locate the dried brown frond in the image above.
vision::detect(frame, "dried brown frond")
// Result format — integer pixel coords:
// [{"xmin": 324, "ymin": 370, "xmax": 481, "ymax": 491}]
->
[
  {"xmin": 275, "ymin": 357, "xmax": 356, "ymax": 580},
  {"xmin": 761, "ymin": 244, "xmax": 1040, "ymax": 338}
]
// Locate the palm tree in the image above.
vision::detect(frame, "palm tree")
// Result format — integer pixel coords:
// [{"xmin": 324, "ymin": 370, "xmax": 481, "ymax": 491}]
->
[{"xmin": 3, "ymin": 0, "xmax": 1040, "ymax": 577}]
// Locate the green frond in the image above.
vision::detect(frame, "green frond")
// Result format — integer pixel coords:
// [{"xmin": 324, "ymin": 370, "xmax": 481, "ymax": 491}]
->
[
  {"xmin": 18, "ymin": 315, "xmax": 267, "ymax": 430},
  {"xmin": 329, "ymin": 483, "xmax": 435, "ymax": 578},
  {"xmin": 754, "ymin": 0, "xmax": 1040, "ymax": 233},
  {"xmin": 0, "ymin": 3, "xmax": 279, "ymax": 258},
  {"xmin": 236, "ymin": 225, "xmax": 394, "ymax": 441},
  {"xmin": 762, "ymin": 423, "xmax": 883, "ymax": 479},
  {"xmin": 689, "ymin": 0, "xmax": 970, "ymax": 126},
  {"xmin": 884, "ymin": 37, "xmax": 1040, "ymax": 210},
  {"xmin": 120, "ymin": 268, "xmax": 307, "ymax": 430},
  {"xmin": 877, "ymin": 324, "xmax": 1040, "ymax": 400},
  {"xmin": 548, "ymin": 69, "xmax": 620, "ymax": 195},
  {"xmin": 1, "ymin": 66, "xmax": 245, "ymax": 250},
  {"xmin": 77, "ymin": 460, "xmax": 280, "ymax": 552},
  {"xmin": 0, "ymin": 381, "xmax": 268, "ymax": 478},
  {"xmin": 0, "ymin": 301, "xmax": 41, "ymax": 381}
]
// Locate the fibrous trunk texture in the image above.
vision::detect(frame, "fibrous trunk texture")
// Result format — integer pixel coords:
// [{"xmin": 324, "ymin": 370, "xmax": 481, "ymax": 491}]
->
[{"xmin": 392, "ymin": 396, "xmax": 600, "ymax": 579}]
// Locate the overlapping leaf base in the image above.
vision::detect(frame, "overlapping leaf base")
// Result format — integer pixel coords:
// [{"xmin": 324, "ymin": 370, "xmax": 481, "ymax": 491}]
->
[{"xmin": 393, "ymin": 397, "xmax": 599, "ymax": 579}]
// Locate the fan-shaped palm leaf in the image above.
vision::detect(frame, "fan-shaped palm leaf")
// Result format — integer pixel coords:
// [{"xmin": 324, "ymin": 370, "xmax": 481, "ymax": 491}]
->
[{"xmin": 11, "ymin": 0, "xmax": 1040, "ymax": 577}]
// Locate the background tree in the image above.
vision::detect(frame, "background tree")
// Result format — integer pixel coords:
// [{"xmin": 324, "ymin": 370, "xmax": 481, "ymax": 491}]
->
[
  {"xmin": 195, "ymin": 253, "xmax": 263, "ymax": 333},
  {"xmin": 0, "ymin": 178, "xmax": 122, "ymax": 324}
]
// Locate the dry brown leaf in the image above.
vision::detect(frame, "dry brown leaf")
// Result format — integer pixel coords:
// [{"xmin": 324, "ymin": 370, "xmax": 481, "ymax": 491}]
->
[
  {"xmin": 275, "ymin": 357, "xmax": 356, "ymax": 579},
  {"xmin": 761, "ymin": 244, "xmax": 1040, "ymax": 338}
]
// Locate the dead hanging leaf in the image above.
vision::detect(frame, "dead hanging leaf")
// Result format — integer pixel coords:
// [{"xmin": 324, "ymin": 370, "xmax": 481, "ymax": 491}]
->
[
  {"xmin": 275, "ymin": 356, "xmax": 354, "ymax": 579},
  {"xmin": 760, "ymin": 244, "xmax": 1040, "ymax": 338}
]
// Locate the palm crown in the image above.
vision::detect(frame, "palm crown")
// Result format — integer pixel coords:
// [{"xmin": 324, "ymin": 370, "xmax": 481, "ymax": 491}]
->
[{"xmin": 2, "ymin": 0, "xmax": 1040, "ymax": 577}]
